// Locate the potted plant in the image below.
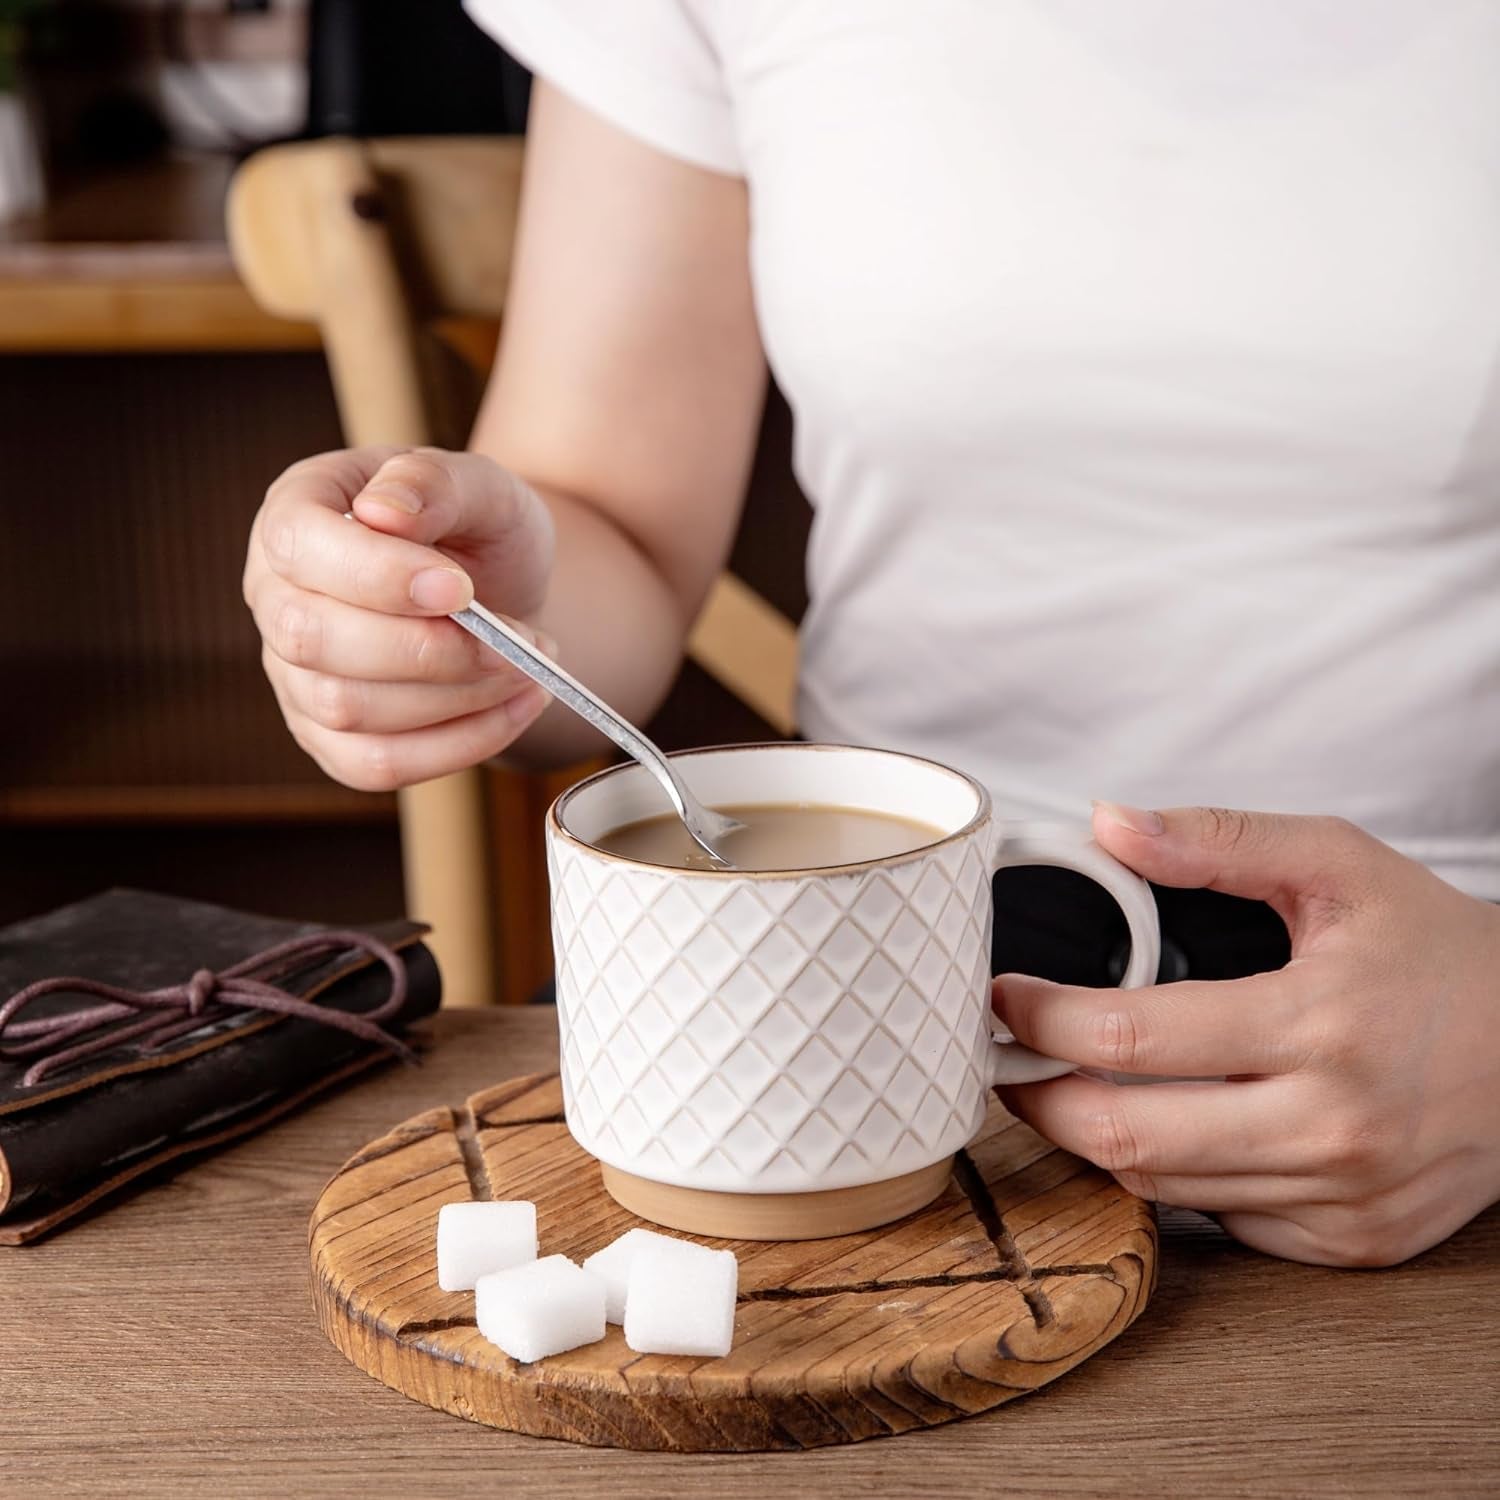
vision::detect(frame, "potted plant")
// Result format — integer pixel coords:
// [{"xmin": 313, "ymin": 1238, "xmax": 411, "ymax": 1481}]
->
[{"xmin": 0, "ymin": 0, "xmax": 44, "ymax": 221}]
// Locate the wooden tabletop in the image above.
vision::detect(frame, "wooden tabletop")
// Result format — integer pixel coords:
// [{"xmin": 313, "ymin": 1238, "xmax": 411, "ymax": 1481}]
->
[{"xmin": 7, "ymin": 1008, "xmax": 1496, "ymax": 1498}]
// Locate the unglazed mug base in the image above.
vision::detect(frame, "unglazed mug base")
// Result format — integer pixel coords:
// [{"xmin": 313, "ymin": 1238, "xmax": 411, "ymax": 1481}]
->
[{"xmin": 599, "ymin": 1157, "xmax": 955, "ymax": 1241}]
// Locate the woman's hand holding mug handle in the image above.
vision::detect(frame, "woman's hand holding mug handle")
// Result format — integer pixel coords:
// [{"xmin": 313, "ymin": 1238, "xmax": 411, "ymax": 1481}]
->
[{"xmin": 992, "ymin": 802, "xmax": 1500, "ymax": 1267}]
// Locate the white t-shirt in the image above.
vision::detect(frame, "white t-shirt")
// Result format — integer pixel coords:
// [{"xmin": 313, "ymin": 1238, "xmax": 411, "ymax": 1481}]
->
[{"xmin": 469, "ymin": 0, "xmax": 1500, "ymax": 900}]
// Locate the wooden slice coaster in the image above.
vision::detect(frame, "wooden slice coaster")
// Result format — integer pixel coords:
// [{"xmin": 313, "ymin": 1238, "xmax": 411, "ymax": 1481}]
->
[{"xmin": 310, "ymin": 1074, "xmax": 1156, "ymax": 1452}]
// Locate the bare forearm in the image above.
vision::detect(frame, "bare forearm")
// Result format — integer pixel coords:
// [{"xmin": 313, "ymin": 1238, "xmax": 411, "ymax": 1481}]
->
[
  {"xmin": 247, "ymin": 87, "xmax": 764, "ymax": 794},
  {"xmin": 498, "ymin": 483, "xmax": 692, "ymax": 768},
  {"xmin": 454, "ymin": 84, "xmax": 765, "ymax": 769}
]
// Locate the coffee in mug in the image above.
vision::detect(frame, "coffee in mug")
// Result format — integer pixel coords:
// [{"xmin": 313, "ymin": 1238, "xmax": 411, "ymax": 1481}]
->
[{"xmin": 593, "ymin": 803, "xmax": 944, "ymax": 872}]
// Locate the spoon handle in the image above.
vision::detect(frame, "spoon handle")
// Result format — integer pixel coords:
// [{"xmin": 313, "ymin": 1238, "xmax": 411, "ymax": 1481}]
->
[{"xmin": 449, "ymin": 603, "xmax": 733, "ymax": 855}]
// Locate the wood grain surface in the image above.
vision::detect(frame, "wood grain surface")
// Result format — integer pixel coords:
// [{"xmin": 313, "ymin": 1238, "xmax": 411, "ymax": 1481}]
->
[
  {"xmin": 310, "ymin": 1074, "xmax": 1154, "ymax": 1450},
  {"xmin": 4, "ymin": 1009, "xmax": 1497, "ymax": 1497}
]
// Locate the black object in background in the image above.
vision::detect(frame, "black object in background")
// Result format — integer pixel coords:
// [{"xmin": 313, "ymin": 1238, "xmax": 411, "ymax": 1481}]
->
[
  {"xmin": 306, "ymin": 0, "xmax": 531, "ymax": 138},
  {"xmin": 990, "ymin": 867, "xmax": 1291, "ymax": 987}
]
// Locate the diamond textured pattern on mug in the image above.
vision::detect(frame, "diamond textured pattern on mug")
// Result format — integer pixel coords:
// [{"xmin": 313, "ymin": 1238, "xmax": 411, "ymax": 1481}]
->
[
  {"xmin": 746, "ymin": 998, "xmax": 814, "ymax": 1067},
  {"xmin": 549, "ymin": 831, "xmax": 995, "ymax": 1191}
]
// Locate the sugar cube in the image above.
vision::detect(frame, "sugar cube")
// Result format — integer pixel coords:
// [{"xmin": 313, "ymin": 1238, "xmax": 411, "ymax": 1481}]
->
[
  {"xmin": 475, "ymin": 1254, "xmax": 606, "ymax": 1363},
  {"xmin": 582, "ymin": 1227, "xmax": 680, "ymax": 1324},
  {"xmin": 436, "ymin": 1200, "xmax": 537, "ymax": 1292},
  {"xmin": 623, "ymin": 1236, "xmax": 738, "ymax": 1358}
]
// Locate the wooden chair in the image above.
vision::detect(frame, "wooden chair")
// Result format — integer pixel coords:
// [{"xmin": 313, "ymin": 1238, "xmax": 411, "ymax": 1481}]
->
[{"xmin": 227, "ymin": 136, "xmax": 800, "ymax": 1006}]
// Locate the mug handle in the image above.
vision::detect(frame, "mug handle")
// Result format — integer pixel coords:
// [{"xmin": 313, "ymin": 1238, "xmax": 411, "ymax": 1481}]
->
[{"xmin": 986, "ymin": 821, "xmax": 1162, "ymax": 1086}]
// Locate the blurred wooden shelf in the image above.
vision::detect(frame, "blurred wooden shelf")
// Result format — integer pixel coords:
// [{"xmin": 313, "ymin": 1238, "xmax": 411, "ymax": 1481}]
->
[
  {"xmin": 2, "ymin": 646, "xmax": 389, "ymax": 826},
  {"xmin": 0, "ymin": 277, "xmax": 320, "ymax": 353},
  {"xmin": 0, "ymin": 153, "xmax": 404, "ymax": 924},
  {"xmin": 0, "ymin": 155, "xmax": 319, "ymax": 353}
]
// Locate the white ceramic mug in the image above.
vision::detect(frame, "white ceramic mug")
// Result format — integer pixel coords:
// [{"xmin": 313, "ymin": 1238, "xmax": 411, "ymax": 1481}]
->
[{"xmin": 546, "ymin": 743, "xmax": 1159, "ymax": 1239}]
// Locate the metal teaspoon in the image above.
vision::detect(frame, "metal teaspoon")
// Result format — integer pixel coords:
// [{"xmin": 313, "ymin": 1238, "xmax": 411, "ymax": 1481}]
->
[{"xmin": 450, "ymin": 602, "xmax": 744, "ymax": 866}]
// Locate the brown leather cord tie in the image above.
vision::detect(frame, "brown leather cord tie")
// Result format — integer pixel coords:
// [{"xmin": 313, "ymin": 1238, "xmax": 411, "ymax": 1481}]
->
[{"xmin": 0, "ymin": 931, "xmax": 417, "ymax": 1087}]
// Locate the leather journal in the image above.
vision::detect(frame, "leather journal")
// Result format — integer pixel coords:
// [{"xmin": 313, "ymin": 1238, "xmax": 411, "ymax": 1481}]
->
[{"xmin": 0, "ymin": 888, "xmax": 441, "ymax": 1244}]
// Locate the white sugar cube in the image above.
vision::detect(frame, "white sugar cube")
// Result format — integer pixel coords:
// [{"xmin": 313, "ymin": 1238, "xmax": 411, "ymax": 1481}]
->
[
  {"xmin": 475, "ymin": 1254, "xmax": 606, "ymax": 1363},
  {"xmin": 582, "ymin": 1228, "xmax": 680, "ymax": 1324},
  {"xmin": 623, "ymin": 1236, "xmax": 738, "ymax": 1358},
  {"xmin": 436, "ymin": 1200, "xmax": 537, "ymax": 1291}
]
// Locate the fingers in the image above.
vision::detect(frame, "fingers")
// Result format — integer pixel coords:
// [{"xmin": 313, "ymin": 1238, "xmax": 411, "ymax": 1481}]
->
[
  {"xmin": 1217, "ymin": 1181, "xmax": 1467, "ymax": 1269},
  {"xmin": 272, "ymin": 657, "xmax": 537, "ymax": 736},
  {"xmin": 350, "ymin": 449, "xmax": 554, "ymax": 620},
  {"xmin": 997, "ymin": 1073, "xmax": 1323, "ymax": 1184},
  {"xmin": 1088, "ymin": 801, "xmax": 1374, "ymax": 920},
  {"xmin": 1212, "ymin": 1211, "xmax": 1343, "ymax": 1265},
  {"xmin": 251, "ymin": 574, "xmax": 546, "ymax": 685},
  {"xmin": 255, "ymin": 448, "xmax": 555, "ymax": 622},
  {"xmin": 351, "ymin": 448, "xmax": 537, "ymax": 544},
  {"xmin": 1000, "ymin": 1074, "xmax": 1455, "ymax": 1267},
  {"xmin": 1127, "ymin": 1174, "xmax": 1324, "ymax": 1213},
  {"xmin": 283, "ymin": 686, "xmax": 550, "ymax": 793},
  {"xmin": 264, "ymin": 445, "xmax": 413, "ymax": 515},
  {"xmin": 992, "ymin": 969, "xmax": 1305, "ymax": 1078},
  {"xmin": 257, "ymin": 496, "xmax": 475, "ymax": 618}
]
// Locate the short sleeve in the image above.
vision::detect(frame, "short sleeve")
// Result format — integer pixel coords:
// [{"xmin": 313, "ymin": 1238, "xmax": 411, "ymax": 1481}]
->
[{"xmin": 464, "ymin": 0, "xmax": 741, "ymax": 175}]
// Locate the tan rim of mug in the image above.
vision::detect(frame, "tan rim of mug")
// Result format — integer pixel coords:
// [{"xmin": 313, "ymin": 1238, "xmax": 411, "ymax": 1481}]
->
[{"xmin": 548, "ymin": 741, "xmax": 993, "ymax": 881}]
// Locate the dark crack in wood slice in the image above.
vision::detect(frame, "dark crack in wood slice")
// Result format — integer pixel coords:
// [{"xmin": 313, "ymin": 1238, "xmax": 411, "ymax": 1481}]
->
[
  {"xmin": 976, "ymin": 1138, "xmax": 1159, "ymax": 1275},
  {"xmin": 309, "ymin": 1072, "xmax": 1157, "ymax": 1451},
  {"xmin": 453, "ymin": 1107, "xmax": 492, "ymax": 1202}
]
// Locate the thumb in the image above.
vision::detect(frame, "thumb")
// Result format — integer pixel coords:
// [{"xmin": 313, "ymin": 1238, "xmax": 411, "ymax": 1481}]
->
[
  {"xmin": 352, "ymin": 448, "xmax": 555, "ymax": 620},
  {"xmin": 1090, "ymin": 801, "xmax": 1372, "ymax": 911}
]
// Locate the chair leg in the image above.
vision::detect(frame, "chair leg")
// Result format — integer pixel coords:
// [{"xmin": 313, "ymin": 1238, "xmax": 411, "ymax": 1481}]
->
[{"xmin": 397, "ymin": 770, "xmax": 495, "ymax": 1006}]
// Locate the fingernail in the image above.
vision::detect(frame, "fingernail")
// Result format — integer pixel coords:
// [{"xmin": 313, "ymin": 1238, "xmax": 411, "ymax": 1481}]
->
[
  {"xmin": 1092, "ymin": 800, "xmax": 1165, "ymax": 836},
  {"xmin": 410, "ymin": 567, "xmax": 473, "ymax": 612},
  {"xmin": 535, "ymin": 631, "xmax": 559, "ymax": 660},
  {"xmin": 361, "ymin": 484, "xmax": 423, "ymax": 516}
]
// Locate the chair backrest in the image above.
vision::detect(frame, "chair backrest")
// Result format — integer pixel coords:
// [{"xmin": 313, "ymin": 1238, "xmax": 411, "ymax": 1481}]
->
[{"xmin": 227, "ymin": 136, "xmax": 799, "ymax": 1004}]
